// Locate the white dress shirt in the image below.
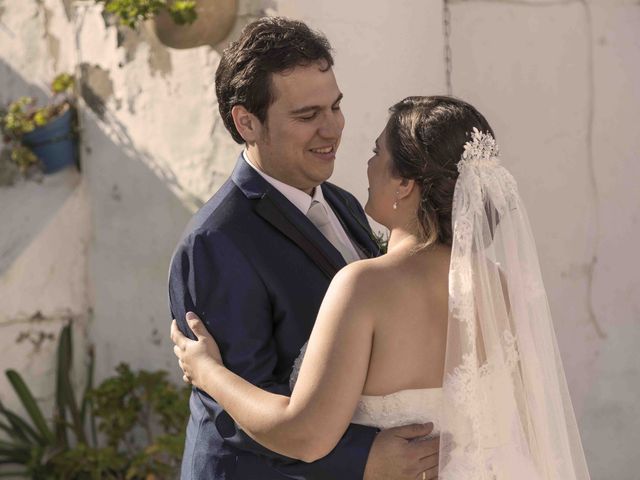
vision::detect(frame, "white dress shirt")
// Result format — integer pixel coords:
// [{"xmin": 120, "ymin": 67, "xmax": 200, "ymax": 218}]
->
[{"xmin": 243, "ymin": 150, "xmax": 362, "ymax": 263}]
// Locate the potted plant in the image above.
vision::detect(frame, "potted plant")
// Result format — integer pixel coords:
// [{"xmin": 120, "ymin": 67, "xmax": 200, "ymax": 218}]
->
[
  {"xmin": 151, "ymin": 0, "xmax": 238, "ymax": 49},
  {"xmin": 98, "ymin": 0, "xmax": 199, "ymax": 29},
  {"xmin": 0, "ymin": 73, "xmax": 78, "ymax": 176},
  {"xmin": 97, "ymin": 0, "xmax": 238, "ymax": 49},
  {"xmin": 0, "ymin": 323, "xmax": 190, "ymax": 478}
]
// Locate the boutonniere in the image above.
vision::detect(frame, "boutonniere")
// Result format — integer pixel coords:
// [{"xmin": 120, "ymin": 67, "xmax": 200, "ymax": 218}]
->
[{"xmin": 373, "ymin": 230, "xmax": 389, "ymax": 255}]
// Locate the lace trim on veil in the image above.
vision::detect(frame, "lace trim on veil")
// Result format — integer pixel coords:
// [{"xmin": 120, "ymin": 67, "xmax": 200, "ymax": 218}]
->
[{"xmin": 440, "ymin": 128, "xmax": 590, "ymax": 480}]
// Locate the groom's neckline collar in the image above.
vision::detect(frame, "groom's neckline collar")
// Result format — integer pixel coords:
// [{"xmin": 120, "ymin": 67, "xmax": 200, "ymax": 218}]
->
[{"xmin": 241, "ymin": 150, "xmax": 324, "ymax": 215}]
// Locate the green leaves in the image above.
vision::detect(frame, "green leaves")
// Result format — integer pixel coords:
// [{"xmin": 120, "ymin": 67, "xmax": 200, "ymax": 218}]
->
[
  {"xmin": 102, "ymin": 0, "xmax": 166, "ymax": 28},
  {"xmin": 0, "ymin": 72, "xmax": 76, "ymax": 175},
  {"xmin": 51, "ymin": 73, "xmax": 75, "ymax": 95},
  {"xmin": 99, "ymin": 0, "xmax": 197, "ymax": 29},
  {"xmin": 0, "ymin": 323, "xmax": 190, "ymax": 478},
  {"xmin": 0, "ymin": 323, "xmax": 79, "ymax": 474},
  {"xmin": 55, "ymin": 324, "xmax": 86, "ymax": 445},
  {"xmin": 84, "ymin": 363, "xmax": 190, "ymax": 477},
  {"xmin": 0, "ymin": 406, "xmax": 41, "ymax": 447},
  {"xmin": 2, "ymin": 97, "xmax": 37, "ymax": 136},
  {"xmin": 168, "ymin": 1, "xmax": 197, "ymax": 25},
  {"xmin": 0, "ymin": 394, "xmax": 51, "ymax": 474},
  {"xmin": 4, "ymin": 371, "xmax": 54, "ymax": 445},
  {"xmin": 8, "ymin": 145, "xmax": 40, "ymax": 173}
]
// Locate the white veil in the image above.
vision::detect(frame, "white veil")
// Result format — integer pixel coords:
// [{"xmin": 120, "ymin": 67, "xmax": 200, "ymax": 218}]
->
[{"xmin": 439, "ymin": 128, "xmax": 591, "ymax": 479}]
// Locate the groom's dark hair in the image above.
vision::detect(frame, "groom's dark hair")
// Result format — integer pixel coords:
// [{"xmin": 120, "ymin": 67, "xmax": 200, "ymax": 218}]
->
[{"xmin": 216, "ymin": 17, "xmax": 334, "ymax": 144}]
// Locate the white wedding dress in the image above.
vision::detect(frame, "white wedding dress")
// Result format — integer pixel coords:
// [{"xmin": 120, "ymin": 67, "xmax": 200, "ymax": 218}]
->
[{"xmin": 289, "ymin": 343, "xmax": 442, "ymax": 436}]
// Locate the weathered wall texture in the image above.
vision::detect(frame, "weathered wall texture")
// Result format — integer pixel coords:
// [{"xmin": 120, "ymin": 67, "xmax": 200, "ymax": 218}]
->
[
  {"xmin": 0, "ymin": 0, "xmax": 262, "ymax": 436},
  {"xmin": 73, "ymin": 0, "xmax": 263, "ymax": 382},
  {"xmin": 0, "ymin": 0, "xmax": 638, "ymax": 478},
  {"xmin": 0, "ymin": 0, "xmax": 89, "ymax": 425}
]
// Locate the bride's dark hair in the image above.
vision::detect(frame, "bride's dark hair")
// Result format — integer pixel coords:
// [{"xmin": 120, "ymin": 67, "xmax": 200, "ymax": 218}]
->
[{"xmin": 386, "ymin": 96, "xmax": 495, "ymax": 246}]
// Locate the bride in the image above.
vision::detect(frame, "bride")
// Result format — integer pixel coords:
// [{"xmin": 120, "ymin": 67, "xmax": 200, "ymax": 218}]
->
[{"xmin": 171, "ymin": 96, "xmax": 591, "ymax": 479}]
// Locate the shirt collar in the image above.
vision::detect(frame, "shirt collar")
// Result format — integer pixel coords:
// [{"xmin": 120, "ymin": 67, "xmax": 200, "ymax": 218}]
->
[{"xmin": 243, "ymin": 150, "xmax": 326, "ymax": 214}]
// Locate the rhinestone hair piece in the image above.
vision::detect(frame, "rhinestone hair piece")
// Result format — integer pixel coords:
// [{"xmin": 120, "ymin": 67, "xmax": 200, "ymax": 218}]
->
[{"xmin": 459, "ymin": 127, "xmax": 500, "ymax": 171}]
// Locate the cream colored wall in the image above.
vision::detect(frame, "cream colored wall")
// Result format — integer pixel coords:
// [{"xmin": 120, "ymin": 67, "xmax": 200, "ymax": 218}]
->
[
  {"xmin": 445, "ymin": 4, "xmax": 640, "ymax": 477},
  {"xmin": 0, "ymin": 0, "xmax": 637, "ymax": 478},
  {"xmin": 0, "ymin": 0, "xmax": 90, "ymax": 428}
]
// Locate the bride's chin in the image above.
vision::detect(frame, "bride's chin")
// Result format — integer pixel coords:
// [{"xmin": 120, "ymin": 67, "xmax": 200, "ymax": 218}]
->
[
  {"xmin": 364, "ymin": 202, "xmax": 374, "ymax": 218},
  {"xmin": 364, "ymin": 204, "xmax": 387, "ymax": 228}
]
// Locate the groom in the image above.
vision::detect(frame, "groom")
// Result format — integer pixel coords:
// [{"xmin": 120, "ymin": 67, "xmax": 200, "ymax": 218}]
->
[{"xmin": 169, "ymin": 17, "xmax": 437, "ymax": 480}]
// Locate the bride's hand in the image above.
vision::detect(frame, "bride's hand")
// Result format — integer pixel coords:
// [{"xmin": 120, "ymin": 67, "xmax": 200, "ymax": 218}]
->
[{"xmin": 170, "ymin": 312, "xmax": 222, "ymax": 388}]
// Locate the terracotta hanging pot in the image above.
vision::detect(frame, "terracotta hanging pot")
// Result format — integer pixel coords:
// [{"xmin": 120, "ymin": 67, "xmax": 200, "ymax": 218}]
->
[{"xmin": 152, "ymin": 0, "xmax": 238, "ymax": 49}]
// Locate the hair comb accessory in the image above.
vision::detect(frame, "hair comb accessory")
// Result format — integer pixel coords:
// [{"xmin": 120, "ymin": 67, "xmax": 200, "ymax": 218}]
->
[{"xmin": 458, "ymin": 127, "xmax": 500, "ymax": 171}]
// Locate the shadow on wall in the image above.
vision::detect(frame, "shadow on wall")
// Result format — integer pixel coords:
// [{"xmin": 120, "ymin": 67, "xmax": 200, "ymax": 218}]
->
[
  {"xmin": 77, "ymin": 100, "xmax": 195, "ymax": 381},
  {"xmin": 77, "ymin": 61, "xmax": 207, "ymax": 211},
  {"xmin": 0, "ymin": 58, "xmax": 49, "ymax": 106},
  {"xmin": 0, "ymin": 59, "xmax": 81, "ymax": 276}
]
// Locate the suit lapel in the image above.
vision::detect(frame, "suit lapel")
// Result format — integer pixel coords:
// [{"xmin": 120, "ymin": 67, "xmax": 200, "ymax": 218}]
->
[
  {"xmin": 232, "ymin": 156, "xmax": 346, "ymax": 279},
  {"xmin": 322, "ymin": 183, "xmax": 381, "ymax": 258},
  {"xmin": 254, "ymin": 195, "xmax": 343, "ymax": 279}
]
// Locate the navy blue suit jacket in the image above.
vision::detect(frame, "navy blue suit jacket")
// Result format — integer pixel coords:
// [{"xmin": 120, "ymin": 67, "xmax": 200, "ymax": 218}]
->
[{"xmin": 169, "ymin": 155, "xmax": 382, "ymax": 479}]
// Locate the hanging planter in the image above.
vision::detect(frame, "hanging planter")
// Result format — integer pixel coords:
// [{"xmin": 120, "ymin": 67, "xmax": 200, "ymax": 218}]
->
[
  {"xmin": 99, "ymin": 0, "xmax": 238, "ymax": 49},
  {"xmin": 151, "ymin": 0, "xmax": 238, "ymax": 49},
  {"xmin": 21, "ymin": 106, "xmax": 77, "ymax": 174},
  {"xmin": 0, "ymin": 73, "xmax": 78, "ymax": 179},
  {"xmin": 99, "ymin": 0, "xmax": 199, "ymax": 29}
]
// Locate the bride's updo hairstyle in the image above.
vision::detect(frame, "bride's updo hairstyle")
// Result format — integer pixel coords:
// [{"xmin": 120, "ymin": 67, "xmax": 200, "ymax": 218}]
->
[{"xmin": 386, "ymin": 96, "xmax": 494, "ymax": 246}]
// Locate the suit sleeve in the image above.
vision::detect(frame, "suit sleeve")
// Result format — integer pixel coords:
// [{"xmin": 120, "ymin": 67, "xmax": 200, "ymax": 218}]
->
[{"xmin": 169, "ymin": 228, "xmax": 377, "ymax": 480}]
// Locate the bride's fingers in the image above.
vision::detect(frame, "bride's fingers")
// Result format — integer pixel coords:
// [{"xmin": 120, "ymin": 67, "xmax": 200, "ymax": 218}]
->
[
  {"xmin": 415, "ymin": 465, "xmax": 438, "ymax": 480},
  {"xmin": 173, "ymin": 344, "xmax": 182, "ymax": 358},
  {"xmin": 170, "ymin": 319, "xmax": 187, "ymax": 349},
  {"xmin": 415, "ymin": 452, "xmax": 438, "ymax": 472},
  {"xmin": 182, "ymin": 374, "xmax": 191, "ymax": 384},
  {"xmin": 185, "ymin": 311, "xmax": 211, "ymax": 340},
  {"xmin": 410, "ymin": 435, "xmax": 439, "ymax": 458}
]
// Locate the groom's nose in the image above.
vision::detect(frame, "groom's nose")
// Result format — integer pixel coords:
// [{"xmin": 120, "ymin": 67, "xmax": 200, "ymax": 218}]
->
[{"xmin": 317, "ymin": 110, "xmax": 344, "ymax": 140}]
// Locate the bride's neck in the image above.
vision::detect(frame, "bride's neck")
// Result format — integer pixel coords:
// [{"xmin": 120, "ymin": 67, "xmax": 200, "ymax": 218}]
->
[{"xmin": 386, "ymin": 227, "xmax": 422, "ymax": 253}]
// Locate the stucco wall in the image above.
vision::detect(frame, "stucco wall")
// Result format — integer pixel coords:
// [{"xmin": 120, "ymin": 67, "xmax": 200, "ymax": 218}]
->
[
  {"xmin": 447, "ymin": 2, "xmax": 640, "ymax": 477},
  {"xmin": 1, "ymin": 0, "xmax": 638, "ymax": 478},
  {"xmin": 0, "ymin": 0, "xmax": 90, "ymax": 428}
]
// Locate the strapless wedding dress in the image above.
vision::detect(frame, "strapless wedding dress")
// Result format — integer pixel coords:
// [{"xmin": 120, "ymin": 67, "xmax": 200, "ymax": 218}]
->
[
  {"xmin": 289, "ymin": 343, "xmax": 442, "ymax": 435},
  {"xmin": 289, "ymin": 344, "xmax": 546, "ymax": 479}
]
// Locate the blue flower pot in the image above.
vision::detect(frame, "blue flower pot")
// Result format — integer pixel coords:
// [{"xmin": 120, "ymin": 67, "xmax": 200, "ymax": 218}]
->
[{"xmin": 22, "ymin": 106, "xmax": 78, "ymax": 174}]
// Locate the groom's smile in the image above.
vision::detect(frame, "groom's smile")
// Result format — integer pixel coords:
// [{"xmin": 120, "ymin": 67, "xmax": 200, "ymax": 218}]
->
[
  {"xmin": 308, "ymin": 144, "xmax": 337, "ymax": 161},
  {"xmin": 245, "ymin": 60, "xmax": 345, "ymax": 195}
]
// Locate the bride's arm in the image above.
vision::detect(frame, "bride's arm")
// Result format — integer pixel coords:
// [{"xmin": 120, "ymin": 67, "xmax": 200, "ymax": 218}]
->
[{"xmin": 171, "ymin": 261, "xmax": 376, "ymax": 462}]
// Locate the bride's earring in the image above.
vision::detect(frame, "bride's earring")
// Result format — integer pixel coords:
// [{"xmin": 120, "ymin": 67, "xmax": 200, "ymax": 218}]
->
[{"xmin": 393, "ymin": 191, "xmax": 399, "ymax": 210}]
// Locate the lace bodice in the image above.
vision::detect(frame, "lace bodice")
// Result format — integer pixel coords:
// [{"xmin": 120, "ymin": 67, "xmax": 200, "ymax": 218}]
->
[
  {"xmin": 289, "ymin": 343, "xmax": 442, "ymax": 433},
  {"xmin": 352, "ymin": 389, "xmax": 442, "ymax": 433}
]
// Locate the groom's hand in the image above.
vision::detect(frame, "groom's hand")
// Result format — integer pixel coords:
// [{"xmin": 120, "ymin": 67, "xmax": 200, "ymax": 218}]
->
[{"xmin": 363, "ymin": 423, "xmax": 439, "ymax": 480}]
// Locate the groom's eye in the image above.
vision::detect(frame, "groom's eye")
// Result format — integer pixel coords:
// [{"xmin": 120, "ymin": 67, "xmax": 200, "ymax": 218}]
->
[{"xmin": 299, "ymin": 112, "xmax": 317, "ymax": 121}]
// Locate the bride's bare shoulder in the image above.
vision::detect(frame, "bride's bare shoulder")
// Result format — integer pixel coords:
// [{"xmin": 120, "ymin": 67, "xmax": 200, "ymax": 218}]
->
[
  {"xmin": 327, "ymin": 255, "xmax": 406, "ymax": 306},
  {"xmin": 336, "ymin": 254, "xmax": 397, "ymax": 281},
  {"xmin": 315, "ymin": 258, "xmax": 391, "ymax": 325},
  {"xmin": 328, "ymin": 256, "xmax": 385, "ymax": 293}
]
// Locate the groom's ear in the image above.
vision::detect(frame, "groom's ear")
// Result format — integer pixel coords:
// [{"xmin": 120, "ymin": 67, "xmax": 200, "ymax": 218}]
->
[{"xmin": 231, "ymin": 105, "xmax": 261, "ymax": 143}]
